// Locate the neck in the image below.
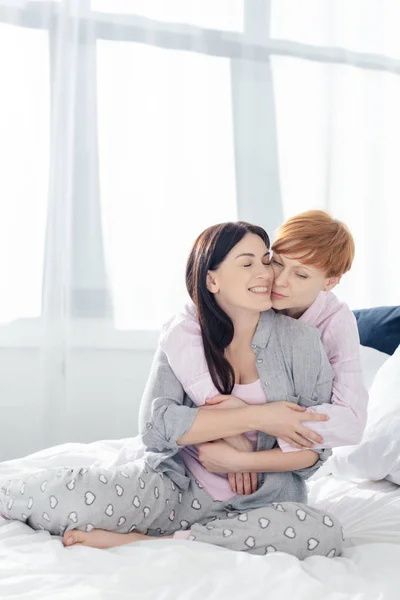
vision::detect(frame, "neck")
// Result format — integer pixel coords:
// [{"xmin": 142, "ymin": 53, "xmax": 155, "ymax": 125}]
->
[
  {"xmin": 284, "ymin": 306, "xmax": 308, "ymax": 319},
  {"xmin": 223, "ymin": 307, "xmax": 260, "ymax": 349}
]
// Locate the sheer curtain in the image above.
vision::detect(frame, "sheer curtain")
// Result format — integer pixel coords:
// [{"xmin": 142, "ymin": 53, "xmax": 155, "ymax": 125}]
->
[
  {"xmin": 0, "ymin": 0, "xmax": 398, "ymax": 459},
  {"xmin": 270, "ymin": 0, "xmax": 400, "ymax": 308}
]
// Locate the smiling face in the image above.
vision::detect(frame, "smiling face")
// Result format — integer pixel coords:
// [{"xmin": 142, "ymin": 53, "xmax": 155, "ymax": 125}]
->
[
  {"xmin": 271, "ymin": 252, "xmax": 339, "ymax": 316},
  {"xmin": 206, "ymin": 233, "xmax": 273, "ymax": 317}
]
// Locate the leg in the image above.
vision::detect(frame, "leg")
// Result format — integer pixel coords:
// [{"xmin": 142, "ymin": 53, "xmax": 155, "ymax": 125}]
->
[
  {"xmin": 64, "ymin": 528, "xmax": 174, "ymax": 548},
  {"xmin": 63, "ymin": 473, "xmax": 217, "ymax": 548},
  {"xmin": 182, "ymin": 502, "xmax": 344, "ymax": 559},
  {"xmin": 0, "ymin": 459, "xmax": 178, "ymax": 536}
]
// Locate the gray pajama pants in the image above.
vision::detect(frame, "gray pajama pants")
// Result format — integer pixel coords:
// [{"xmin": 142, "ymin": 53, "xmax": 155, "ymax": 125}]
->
[{"xmin": 0, "ymin": 459, "xmax": 343, "ymax": 559}]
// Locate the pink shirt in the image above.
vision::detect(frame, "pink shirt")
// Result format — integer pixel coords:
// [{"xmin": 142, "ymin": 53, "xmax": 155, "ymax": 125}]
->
[
  {"xmin": 160, "ymin": 291, "xmax": 368, "ymax": 453},
  {"xmin": 180, "ymin": 379, "xmax": 266, "ymax": 501}
]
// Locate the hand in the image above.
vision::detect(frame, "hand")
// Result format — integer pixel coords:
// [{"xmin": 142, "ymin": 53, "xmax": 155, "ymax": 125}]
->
[
  {"xmin": 224, "ymin": 434, "xmax": 259, "ymax": 494},
  {"xmin": 223, "ymin": 433, "xmax": 253, "ymax": 452},
  {"xmin": 205, "ymin": 397, "xmax": 259, "ymax": 492},
  {"xmin": 197, "ymin": 440, "xmax": 245, "ymax": 474},
  {"xmin": 228, "ymin": 471, "xmax": 258, "ymax": 495},
  {"xmin": 258, "ymin": 402, "xmax": 328, "ymax": 449}
]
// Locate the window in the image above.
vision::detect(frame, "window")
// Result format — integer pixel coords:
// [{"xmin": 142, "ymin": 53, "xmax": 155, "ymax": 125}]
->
[
  {"xmin": 97, "ymin": 41, "xmax": 237, "ymax": 329},
  {"xmin": 0, "ymin": 23, "xmax": 49, "ymax": 324}
]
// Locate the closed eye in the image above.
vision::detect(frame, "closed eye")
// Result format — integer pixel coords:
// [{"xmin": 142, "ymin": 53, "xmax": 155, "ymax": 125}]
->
[
  {"xmin": 243, "ymin": 261, "xmax": 271, "ymax": 268},
  {"xmin": 272, "ymin": 258, "xmax": 283, "ymax": 267}
]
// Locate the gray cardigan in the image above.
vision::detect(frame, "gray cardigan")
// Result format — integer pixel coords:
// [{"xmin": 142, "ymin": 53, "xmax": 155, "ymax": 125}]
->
[{"xmin": 139, "ymin": 310, "xmax": 333, "ymax": 509}]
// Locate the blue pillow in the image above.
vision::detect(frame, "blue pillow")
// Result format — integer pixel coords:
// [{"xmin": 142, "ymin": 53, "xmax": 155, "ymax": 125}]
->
[{"xmin": 353, "ymin": 306, "xmax": 400, "ymax": 355}]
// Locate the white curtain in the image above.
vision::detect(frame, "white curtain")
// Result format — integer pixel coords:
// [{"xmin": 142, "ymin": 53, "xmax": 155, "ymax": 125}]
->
[{"xmin": 0, "ymin": 0, "xmax": 398, "ymax": 459}]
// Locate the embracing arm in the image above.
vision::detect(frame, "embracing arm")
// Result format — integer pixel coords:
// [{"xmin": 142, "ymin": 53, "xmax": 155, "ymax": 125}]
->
[
  {"xmin": 139, "ymin": 346, "xmax": 329, "ymax": 453},
  {"xmin": 159, "ymin": 303, "xmax": 220, "ymax": 405},
  {"xmin": 277, "ymin": 313, "xmax": 368, "ymax": 452},
  {"xmin": 197, "ymin": 441, "xmax": 319, "ymax": 475},
  {"xmin": 138, "ymin": 345, "xmax": 259, "ymax": 453},
  {"xmin": 159, "ymin": 307, "xmax": 252, "ymax": 451},
  {"xmin": 231, "ymin": 447, "xmax": 319, "ymax": 472}
]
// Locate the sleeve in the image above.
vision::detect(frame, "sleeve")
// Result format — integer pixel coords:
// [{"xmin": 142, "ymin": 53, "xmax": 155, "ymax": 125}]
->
[
  {"xmin": 159, "ymin": 304, "xmax": 220, "ymax": 405},
  {"xmin": 278, "ymin": 310, "xmax": 368, "ymax": 453},
  {"xmin": 290, "ymin": 332, "xmax": 334, "ymax": 477},
  {"xmin": 291, "ymin": 447, "xmax": 333, "ymax": 480},
  {"xmin": 138, "ymin": 345, "xmax": 200, "ymax": 454}
]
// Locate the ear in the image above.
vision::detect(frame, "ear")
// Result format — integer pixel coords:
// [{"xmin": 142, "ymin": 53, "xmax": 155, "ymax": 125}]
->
[
  {"xmin": 324, "ymin": 276, "xmax": 341, "ymax": 292},
  {"xmin": 206, "ymin": 271, "xmax": 219, "ymax": 294}
]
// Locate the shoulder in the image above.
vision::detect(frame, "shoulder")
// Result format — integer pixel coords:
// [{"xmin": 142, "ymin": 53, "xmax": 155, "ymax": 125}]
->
[
  {"xmin": 258, "ymin": 312, "xmax": 332, "ymax": 384},
  {"xmin": 320, "ymin": 292, "xmax": 357, "ymax": 330},
  {"xmin": 159, "ymin": 301, "xmax": 201, "ymax": 352},
  {"xmin": 271, "ymin": 314, "xmax": 333, "ymax": 382},
  {"xmin": 273, "ymin": 311, "xmax": 322, "ymax": 346},
  {"xmin": 321, "ymin": 293, "xmax": 360, "ymax": 355},
  {"xmin": 259, "ymin": 311, "xmax": 323, "ymax": 368}
]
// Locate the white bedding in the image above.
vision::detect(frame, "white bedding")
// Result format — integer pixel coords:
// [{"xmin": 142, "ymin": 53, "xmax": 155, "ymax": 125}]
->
[{"xmin": 0, "ymin": 437, "xmax": 400, "ymax": 599}]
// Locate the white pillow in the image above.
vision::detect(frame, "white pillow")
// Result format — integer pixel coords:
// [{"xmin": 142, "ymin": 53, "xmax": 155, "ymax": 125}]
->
[
  {"xmin": 330, "ymin": 344, "xmax": 400, "ymax": 485},
  {"xmin": 366, "ymin": 344, "xmax": 400, "ymax": 425},
  {"xmin": 359, "ymin": 345, "xmax": 389, "ymax": 390}
]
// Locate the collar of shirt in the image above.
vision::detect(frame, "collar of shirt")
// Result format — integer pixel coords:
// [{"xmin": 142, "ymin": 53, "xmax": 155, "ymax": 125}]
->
[{"xmin": 251, "ymin": 310, "xmax": 276, "ymax": 349}]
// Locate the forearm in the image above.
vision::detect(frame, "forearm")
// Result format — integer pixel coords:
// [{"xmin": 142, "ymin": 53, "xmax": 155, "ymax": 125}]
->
[
  {"xmin": 234, "ymin": 447, "xmax": 319, "ymax": 473},
  {"xmin": 278, "ymin": 401, "xmax": 367, "ymax": 453},
  {"xmin": 177, "ymin": 406, "xmax": 261, "ymax": 446}
]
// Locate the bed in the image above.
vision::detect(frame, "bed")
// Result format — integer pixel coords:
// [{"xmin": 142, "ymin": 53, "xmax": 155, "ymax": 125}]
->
[
  {"xmin": 0, "ymin": 308, "xmax": 399, "ymax": 599},
  {"xmin": 0, "ymin": 433, "xmax": 399, "ymax": 600}
]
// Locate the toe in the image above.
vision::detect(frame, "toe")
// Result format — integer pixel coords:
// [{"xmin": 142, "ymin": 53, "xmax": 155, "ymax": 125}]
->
[{"xmin": 63, "ymin": 530, "xmax": 85, "ymax": 546}]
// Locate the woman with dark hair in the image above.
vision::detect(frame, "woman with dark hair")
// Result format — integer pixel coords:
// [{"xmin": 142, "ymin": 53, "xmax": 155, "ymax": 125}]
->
[{"xmin": 0, "ymin": 222, "xmax": 343, "ymax": 559}]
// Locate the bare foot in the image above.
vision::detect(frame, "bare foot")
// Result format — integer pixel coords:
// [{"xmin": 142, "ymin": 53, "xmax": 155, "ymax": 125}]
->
[{"xmin": 63, "ymin": 528, "xmax": 148, "ymax": 549}]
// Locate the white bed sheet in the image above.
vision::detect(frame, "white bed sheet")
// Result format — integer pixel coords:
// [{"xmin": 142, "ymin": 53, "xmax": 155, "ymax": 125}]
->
[{"xmin": 0, "ymin": 437, "xmax": 399, "ymax": 600}]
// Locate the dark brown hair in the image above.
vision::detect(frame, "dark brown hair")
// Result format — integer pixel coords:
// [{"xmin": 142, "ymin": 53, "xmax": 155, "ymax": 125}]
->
[{"xmin": 186, "ymin": 222, "xmax": 270, "ymax": 395}]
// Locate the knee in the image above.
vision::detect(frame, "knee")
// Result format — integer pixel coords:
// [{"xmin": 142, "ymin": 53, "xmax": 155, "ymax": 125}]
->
[{"xmin": 322, "ymin": 512, "xmax": 344, "ymax": 558}]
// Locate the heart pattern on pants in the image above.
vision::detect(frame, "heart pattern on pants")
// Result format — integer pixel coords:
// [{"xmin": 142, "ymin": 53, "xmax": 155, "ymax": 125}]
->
[
  {"xmin": 85, "ymin": 492, "xmax": 96, "ymax": 506},
  {"xmin": 308, "ymin": 538, "xmax": 319, "ymax": 551},
  {"xmin": 323, "ymin": 515, "xmax": 334, "ymax": 527},
  {"xmin": 284, "ymin": 527, "xmax": 296, "ymax": 539}
]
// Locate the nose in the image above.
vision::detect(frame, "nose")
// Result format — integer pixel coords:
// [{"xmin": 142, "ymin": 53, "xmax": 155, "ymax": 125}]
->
[
  {"xmin": 273, "ymin": 269, "xmax": 289, "ymax": 288},
  {"xmin": 255, "ymin": 264, "xmax": 274, "ymax": 284}
]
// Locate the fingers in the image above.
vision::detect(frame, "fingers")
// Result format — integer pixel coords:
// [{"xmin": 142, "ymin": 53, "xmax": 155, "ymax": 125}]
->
[
  {"xmin": 229, "ymin": 472, "xmax": 257, "ymax": 495},
  {"xmin": 299, "ymin": 427, "xmax": 323, "ymax": 444},
  {"xmin": 242, "ymin": 473, "xmax": 252, "ymax": 496},
  {"xmin": 280, "ymin": 437, "xmax": 305, "ymax": 450},
  {"xmin": 251, "ymin": 472, "xmax": 258, "ymax": 494},
  {"xmin": 235, "ymin": 472, "xmax": 244, "ymax": 495},
  {"xmin": 300, "ymin": 411, "xmax": 329, "ymax": 422},
  {"xmin": 283, "ymin": 433, "xmax": 315, "ymax": 448},
  {"xmin": 286, "ymin": 403, "xmax": 307, "ymax": 412}
]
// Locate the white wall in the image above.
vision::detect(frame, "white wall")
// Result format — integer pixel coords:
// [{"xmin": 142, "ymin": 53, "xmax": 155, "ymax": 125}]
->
[{"xmin": 0, "ymin": 347, "xmax": 155, "ymax": 461}]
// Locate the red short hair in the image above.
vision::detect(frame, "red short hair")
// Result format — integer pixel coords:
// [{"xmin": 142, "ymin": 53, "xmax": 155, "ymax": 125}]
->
[{"xmin": 272, "ymin": 210, "xmax": 355, "ymax": 278}]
